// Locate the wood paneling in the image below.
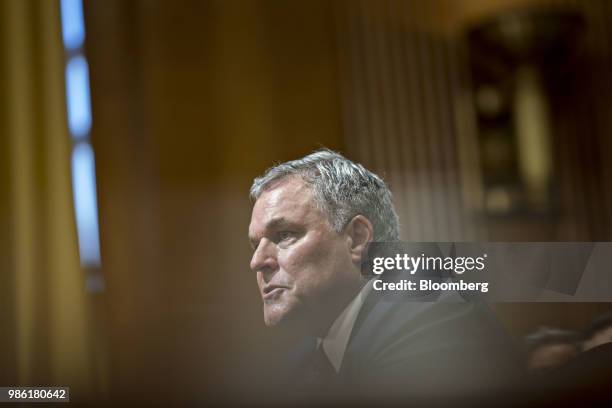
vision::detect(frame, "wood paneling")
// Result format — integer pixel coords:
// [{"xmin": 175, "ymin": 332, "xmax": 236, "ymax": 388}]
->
[
  {"xmin": 336, "ymin": 0, "xmax": 472, "ymax": 241},
  {"xmin": 86, "ymin": 0, "xmax": 344, "ymax": 403}
]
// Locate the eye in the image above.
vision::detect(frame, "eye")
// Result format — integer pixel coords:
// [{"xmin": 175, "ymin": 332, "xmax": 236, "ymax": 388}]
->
[
  {"xmin": 275, "ymin": 230, "xmax": 300, "ymax": 247},
  {"xmin": 277, "ymin": 231, "xmax": 294, "ymax": 242}
]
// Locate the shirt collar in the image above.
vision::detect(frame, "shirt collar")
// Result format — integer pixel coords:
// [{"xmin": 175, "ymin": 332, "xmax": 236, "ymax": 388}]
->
[{"xmin": 318, "ymin": 279, "xmax": 374, "ymax": 373}]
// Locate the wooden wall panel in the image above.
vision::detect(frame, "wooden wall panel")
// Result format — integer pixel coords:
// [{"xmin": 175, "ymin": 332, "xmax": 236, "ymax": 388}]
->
[
  {"xmin": 336, "ymin": 0, "xmax": 472, "ymax": 241},
  {"xmin": 86, "ymin": 0, "xmax": 344, "ymax": 403}
]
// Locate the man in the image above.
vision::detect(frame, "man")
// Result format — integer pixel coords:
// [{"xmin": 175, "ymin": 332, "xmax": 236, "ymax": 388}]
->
[
  {"xmin": 583, "ymin": 313, "xmax": 612, "ymax": 351},
  {"xmin": 524, "ymin": 322, "xmax": 612, "ymax": 405},
  {"xmin": 248, "ymin": 149, "xmax": 520, "ymax": 403},
  {"xmin": 524, "ymin": 327, "xmax": 583, "ymax": 371}
]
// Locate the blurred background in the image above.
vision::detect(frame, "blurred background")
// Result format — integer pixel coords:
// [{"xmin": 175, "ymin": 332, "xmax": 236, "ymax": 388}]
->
[{"xmin": 1, "ymin": 0, "xmax": 612, "ymax": 404}]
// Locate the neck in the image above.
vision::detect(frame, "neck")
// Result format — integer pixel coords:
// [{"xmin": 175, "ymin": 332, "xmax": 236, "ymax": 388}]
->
[{"xmin": 311, "ymin": 278, "xmax": 367, "ymax": 338}]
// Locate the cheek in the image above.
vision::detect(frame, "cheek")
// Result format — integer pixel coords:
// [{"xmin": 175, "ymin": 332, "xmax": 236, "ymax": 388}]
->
[
  {"xmin": 256, "ymin": 272, "xmax": 264, "ymax": 289},
  {"xmin": 280, "ymin": 237, "xmax": 347, "ymax": 288},
  {"xmin": 277, "ymin": 249, "xmax": 308, "ymax": 284}
]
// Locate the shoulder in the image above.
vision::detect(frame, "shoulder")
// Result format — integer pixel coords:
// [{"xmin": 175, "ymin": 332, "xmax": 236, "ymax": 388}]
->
[
  {"xmin": 349, "ymin": 291, "xmax": 507, "ymax": 354},
  {"xmin": 341, "ymin": 292, "xmax": 521, "ymax": 395}
]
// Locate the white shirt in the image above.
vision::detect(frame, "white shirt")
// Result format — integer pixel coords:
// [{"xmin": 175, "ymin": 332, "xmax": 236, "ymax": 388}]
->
[{"xmin": 318, "ymin": 280, "xmax": 374, "ymax": 373}]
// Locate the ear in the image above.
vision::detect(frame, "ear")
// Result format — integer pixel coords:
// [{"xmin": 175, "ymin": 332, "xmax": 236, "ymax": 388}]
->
[{"xmin": 344, "ymin": 215, "xmax": 374, "ymax": 265}]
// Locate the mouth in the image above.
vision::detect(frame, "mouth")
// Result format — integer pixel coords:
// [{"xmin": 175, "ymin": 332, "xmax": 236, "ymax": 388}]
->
[{"xmin": 262, "ymin": 286, "xmax": 288, "ymax": 300}]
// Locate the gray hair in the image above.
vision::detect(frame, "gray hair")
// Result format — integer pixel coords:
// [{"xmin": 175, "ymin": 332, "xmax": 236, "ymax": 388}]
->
[{"xmin": 250, "ymin": 148, "xmax": 400, "ymax": 242}]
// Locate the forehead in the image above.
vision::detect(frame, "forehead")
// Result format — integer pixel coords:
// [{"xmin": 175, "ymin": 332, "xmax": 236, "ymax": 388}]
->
[{"xmin": 249, "ymin": 178, "xmax": 322, "ymax": 234}]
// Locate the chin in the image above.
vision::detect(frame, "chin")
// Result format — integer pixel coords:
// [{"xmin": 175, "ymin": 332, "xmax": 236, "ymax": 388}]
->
[
  {"xmin": 263, "ymin": 307, "xmax": 290, "ymax": 328},
  {"xmin": 263, "ymin": 302, "xmax": 307, "ymax": 331}
]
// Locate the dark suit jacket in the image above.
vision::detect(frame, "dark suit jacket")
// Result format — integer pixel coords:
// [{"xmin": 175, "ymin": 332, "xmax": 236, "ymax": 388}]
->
[{"xmin": 286, "ymin": 288, "xmax": 522, "ymax": 404}]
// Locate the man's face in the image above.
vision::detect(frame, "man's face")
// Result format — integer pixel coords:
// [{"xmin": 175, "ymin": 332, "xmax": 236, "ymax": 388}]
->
[{"xmin": 248, "ymin": 177, "xmax": 360, "ymax": 332}]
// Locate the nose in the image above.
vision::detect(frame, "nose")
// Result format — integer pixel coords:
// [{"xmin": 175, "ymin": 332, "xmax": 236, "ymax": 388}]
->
[{"xmin": 250, "ymin": 238, "xmax": 278, "ymax": 276}]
